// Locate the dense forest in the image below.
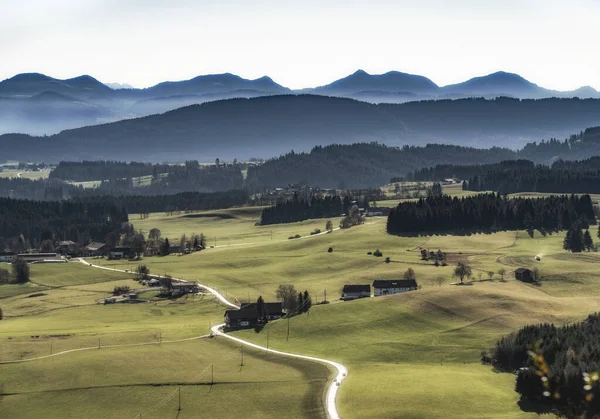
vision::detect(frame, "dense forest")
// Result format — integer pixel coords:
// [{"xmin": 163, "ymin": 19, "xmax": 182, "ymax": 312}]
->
[
  {"xmin": 49, "ymin": 161, "xmax": 173, "ymax": 181},
  {"xmin": 386, "ymin": 194, "xmax": 595, "ymax": 234},
  {"xmin": 0, "ymin": 191, "xmax": 247, "ymax": 249},
  {"xmin": 490, "ymin": 314, "xmax": 600, "ymax": 417},
  {"xmin": 246, "ymin": 143, "xmax": 517, "ymax": 189},
  {"xmin": 465, "ymin": 167, "xmax": 600, "ymax": 194},
  {"xmin": 260, "ymin": 194, "xmax": 360, "ymax": 225},
  {"xmin": 0, "ymin": 197, "xmax": 127, "ymax": 247}
]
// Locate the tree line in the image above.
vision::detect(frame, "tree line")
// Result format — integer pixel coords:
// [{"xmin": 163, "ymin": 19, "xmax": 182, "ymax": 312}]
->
[
  {"xmin": 386, "ymin": 193, "xmax": 595, "ymax": 235},
  {"xmin": 0, "ymin": 197, "xmax": 127, "ymax": 249},
  {"xmin": 488, "ymin": 313, "xmax": 600, "ymax": 417},
  {"xmin": 260, "ymin": 193, "xmax": 358, "ymax": 225}
]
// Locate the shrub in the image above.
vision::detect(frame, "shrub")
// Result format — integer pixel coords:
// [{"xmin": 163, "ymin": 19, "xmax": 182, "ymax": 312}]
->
[
  {"xmin": 0, "ymin": 306, "xmax": 3, "ymax": 320},
  {"xmin": 385, "ymin": 257, "xmax": 391, "ymax": 263},
  {"xmin": 294, "ymin": 234, "xmax": 301, "ymax": 238},
  {"xmin": 373, "ymin": 249, "xmax": 383, "ymax": 257},
  {"xmin": 310, "ymin": 229, "xmax": 322, "ymax": 235},
  {"xmin": 328, "ymin": 247, "xmax": 333, "ymax": 253},
  {"xmin": 113, "ymin": 286, "xmax": 131, "ymax": 296},
  {"xmin": 367, "ymin": 251, "xmax": 372, "ymax": 255}
]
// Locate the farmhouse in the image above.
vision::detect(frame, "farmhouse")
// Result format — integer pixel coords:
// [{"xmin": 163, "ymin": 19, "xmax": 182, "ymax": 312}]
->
[
  {"xmin": 55, "ymin": 241, "xmax": 77, "ymax": 255},
  {"xmin": 515, "ymin": 268, "xmax": 533, "ymax": 283},
  {"xmin": 0, "ymin": 252, "xmax": 16, "ymax": 262},
  {"xmin": 225, "ymin": 309, "xmax": 260, "ymax": 329},
  {"xmin": 17, "ymin": 253, "xmax": 61, "ymax": 263},
  {"xmin": 170, "ymin": 281, "xmax": 199, "ymax": 296},
  {"xmin": 240, "ymin": 302, "xmax": 284, "ymax": 320},
  {"xmin": 373, "ymin": 279, "xmax": 417, "ymax": 296},
  {"xmin": 109, "ymin": 247, "xmax": 131, "ymax": 260},
  {"xmin": 84, "ymin": 242, "xmax": 108, "ymax": 256},
  {"xmin": 341, "ymin": 284, "xmax": 371, "ymax": 300}
]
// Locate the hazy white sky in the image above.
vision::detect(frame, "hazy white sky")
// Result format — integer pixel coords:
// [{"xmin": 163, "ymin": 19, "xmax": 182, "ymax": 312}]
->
[{"xmin": 1, "ymin": 0, "xmax": 599, "ymax": 90}]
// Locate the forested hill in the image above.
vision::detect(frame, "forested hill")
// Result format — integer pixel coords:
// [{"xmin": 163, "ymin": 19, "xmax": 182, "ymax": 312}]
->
[
  {"xmin": 2, "ymin": 95, "xmax": 600, "ymax": 162},
  {"xmin": 245, "ymin": 143, "xmax": 517, "ymax": 189}
]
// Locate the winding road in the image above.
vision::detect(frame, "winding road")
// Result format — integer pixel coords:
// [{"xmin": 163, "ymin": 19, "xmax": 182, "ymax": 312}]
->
[{"xmin": 78, "ymin": 258, "xmax": 347, "ymax": 419}]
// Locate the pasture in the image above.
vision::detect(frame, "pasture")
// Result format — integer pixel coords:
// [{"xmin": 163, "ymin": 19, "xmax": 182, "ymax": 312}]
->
[{"xmin": 4, "ymin": 202, "xmax": 600, "ymax": 417}]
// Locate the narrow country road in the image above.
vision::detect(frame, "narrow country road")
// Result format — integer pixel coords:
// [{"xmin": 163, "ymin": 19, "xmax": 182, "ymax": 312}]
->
[
  {"xmin": 211, "ymin": 323, "xmax": 347, "ymax": 419},
  {"xmin": 79, "ymin": 258, "xmax": 347, "ymax": 419}
]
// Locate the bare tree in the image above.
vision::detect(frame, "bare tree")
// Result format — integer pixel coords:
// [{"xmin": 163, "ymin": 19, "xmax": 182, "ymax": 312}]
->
[
  {"xmin": 487, "ymin": 271, "xmax": 494, "ymax": 281},
  {"xmin": 452, "ymin": 262, "xmax": 472, "ymax": 284},
  {"xmin": 477, "ymin": 272, "xmax": 483, "ymax": 282},
  {"xmin": 276, "ymin": 284, "xmax": 299, "ymax": 314},
  {"xmin": 498, "ymin": 268, "xmax": 506, "ymax": 282},
  {"xmin": 403, "ymin": 268, "xmax": 416, "ymax": 281}
]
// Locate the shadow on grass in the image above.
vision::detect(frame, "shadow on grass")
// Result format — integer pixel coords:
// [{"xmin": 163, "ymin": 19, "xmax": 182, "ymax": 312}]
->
[
  {"xmin": 389, "ymin": 228, "xmax": 559, "ymax": 238},
  {"xmin": 517, "ymin": 399, "xmax": 554, "ymax": 415}
]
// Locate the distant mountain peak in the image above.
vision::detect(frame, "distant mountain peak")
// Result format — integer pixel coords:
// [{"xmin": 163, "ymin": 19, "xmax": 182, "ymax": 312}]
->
[{"xmin": 314, "ymin": 69, "xmax": 439, "ymax": 94}]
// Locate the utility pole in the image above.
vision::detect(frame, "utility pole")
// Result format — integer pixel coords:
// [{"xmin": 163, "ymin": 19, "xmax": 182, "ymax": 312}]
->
[
  {"xmin": 286, "ymin": 316, "xmax": 290, "ymax": 341},
  {"xmin": 50, "ymin": 342, "xmax": 52, "ymax": 355},
  {"xmin": 241, "ymin": 346, "xmax": 244, "ymax": 366},
  {"xmin": 324, "ymin": 289, "xmax": 327, "ymax": 304},
  {"xmin": 98, "ymin": 338, "xmax": 101, "ymax": 349},
  {"xmin": 211, "ymin": 364, "xmax": 214, "ymax": 385},
  {"xmin": 178, "ymin": 387, "xmax": 181, "ymax": 411}
]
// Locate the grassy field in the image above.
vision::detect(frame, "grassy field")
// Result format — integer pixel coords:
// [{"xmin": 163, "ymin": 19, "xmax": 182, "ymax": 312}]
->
[
  {"xmin": 1, "ymin": 337, "xmax": 329, "ymax": 419},
  {"xmin": 129, "ymin": 206, "xmax": 333, "ymax": 247},
  {"xmin": 5, "ymin": 201, "xmax": 600, "ymax": 417}
]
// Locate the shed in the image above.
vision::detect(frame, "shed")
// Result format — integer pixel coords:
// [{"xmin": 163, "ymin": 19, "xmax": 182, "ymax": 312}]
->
[{"xmin": 514, "ymin": 268, "xmax": 533, "ymax": 283}]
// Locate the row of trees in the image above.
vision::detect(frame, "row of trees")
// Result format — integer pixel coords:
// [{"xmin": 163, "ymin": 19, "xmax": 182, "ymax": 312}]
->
[
  {"xmin": 464, "ymin": 167, "xmax": 600, "ymax": 194},
  {"xmin": 386, "ymin": 193, "xmax": 596, "ymax": 234},
  {"xmin": 563, "ymin": 224, "xmax": 595, "ymax": 252},
  {"xmin": 489, "ymin": 313, "xmax": 600, "ymax": 417},
  {"xmin": 260, "ymin": 194, "xmax": 358, "ymax": 225},
  {"xmin": 0, "ymin": 258, "xmax": 30, "ymax": 284},
  {"xmin": 0, "ymin": 197, "xmax": 128, "ymax": 249},
  {"xmin": 274, "ymin": 285, "xmax": 313, "ymax": 316}
]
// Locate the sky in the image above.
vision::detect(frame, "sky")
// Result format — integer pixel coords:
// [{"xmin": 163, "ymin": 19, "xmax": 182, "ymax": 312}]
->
[{"xmin": 1, "ymin": 0, "xmax": 599, "ymax": 90}]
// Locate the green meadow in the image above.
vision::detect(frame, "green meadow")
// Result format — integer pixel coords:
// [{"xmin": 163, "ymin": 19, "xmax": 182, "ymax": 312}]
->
[{"xmin": 4, "ymin": 200, "xmax": 600, "ymax": 417}]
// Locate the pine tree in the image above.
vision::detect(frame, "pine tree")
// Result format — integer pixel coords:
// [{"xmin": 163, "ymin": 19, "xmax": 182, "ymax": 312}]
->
[
  {"xmin": 256, "ymin": 296, "xmax": 266, "ymax": 322},
  {"xmin": 584, "ymin": 230, "xmax": 594, "ymax": 251},
  {"xmin": 297, "ymin": 292, "xmax": 304, "ymax": 314},
  {"xmin": 303, "ymin": 290, "xmax": 312, "ymax": 313}
]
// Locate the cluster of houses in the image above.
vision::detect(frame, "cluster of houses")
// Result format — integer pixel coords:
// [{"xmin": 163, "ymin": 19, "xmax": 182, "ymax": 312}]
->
[
  {"xmin": 341, "ymin": 279, "xmax": 418, "ymax": 300},
  {"xmin": 224, "ymin": 302, "xmax": 284, "ymax": 329}
]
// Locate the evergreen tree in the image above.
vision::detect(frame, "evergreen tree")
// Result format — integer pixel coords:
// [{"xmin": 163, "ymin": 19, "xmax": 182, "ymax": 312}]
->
[
  {"xmin": 303, "ymin": 290, "xmax": 312, "ymax": 313},
  {"xmin": 161, "ymin": 238, "xmax": 170, "ymax": 256},
  {"xmin": 256, "ymin": 296, "xmax": 266, "ymax": 322},
  {"xmin": 297, "ymin": 292, "xmax": 304, "ymax": 314},
  {"xmin": 584, "ymin": 230, "xmax": 594, "ymax": 251},
  {"xmin": 12, "ymin": 257, "xmax": 30, "ymax": 284}
]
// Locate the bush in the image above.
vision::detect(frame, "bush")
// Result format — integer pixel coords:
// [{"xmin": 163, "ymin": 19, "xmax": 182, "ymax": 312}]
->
[
  {"xmin": 373, "ymin": 249, "xmax": 383, "ymax": 257},
  {"xmin": 0, "ymin": 306, "xmax": 3, "ymax": 320},
  {"xmin": 294, "ymin": 234, "xmax": 301, "ymax": 239},
  {"xmin": 367, "ymin": 251, "xmax": 372, "ymax": 255},
  {"xmin": 310, "ymin": 229, "xmax": 322, "ymax": 235},
  {"xmin": 113, "ymin": 286, "xmax": 131, "ymax": 296},
  {"xmin": 328, "ymin": 247, "xmax": 333, "ymax": 253},
  {"xmin": 385, "ymin": 257, "xmax": 391, "ymax": 263}
]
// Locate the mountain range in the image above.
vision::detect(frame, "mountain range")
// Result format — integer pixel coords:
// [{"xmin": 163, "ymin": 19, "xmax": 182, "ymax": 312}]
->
[
  {"xmin": 2, "ymin": 94, "xmax": 600, "ymax": 163},
  {"xmin": 0, "ymin": 70, "xmax": 598, "ymax": 136}
]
